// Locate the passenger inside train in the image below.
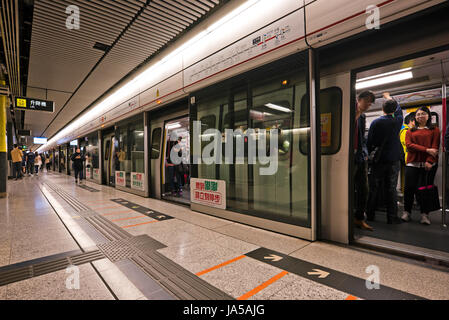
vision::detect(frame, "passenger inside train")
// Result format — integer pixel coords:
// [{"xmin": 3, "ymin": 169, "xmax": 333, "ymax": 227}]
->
[{"xmin": 353, "ymin": 50, "xmax": 449, "ymax": 256}]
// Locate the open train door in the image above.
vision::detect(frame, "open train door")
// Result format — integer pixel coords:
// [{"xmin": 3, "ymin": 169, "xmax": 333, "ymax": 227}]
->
[{"xmin": 319, "ymin": 72, "xmax": 352, "ymax": 244}]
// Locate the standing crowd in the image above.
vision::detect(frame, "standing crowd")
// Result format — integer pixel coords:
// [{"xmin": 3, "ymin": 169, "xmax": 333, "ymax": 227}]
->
[
  {"xmin": 354, "ymin": 91, "xmax": 442, "ymax": 230},
  {"xmin": 11, "ymin": 145, "xmax": 87, "ymax": 185},
  {"xmin": 10, "ymin": 144, "xmax": 50, "ymax": 180}
]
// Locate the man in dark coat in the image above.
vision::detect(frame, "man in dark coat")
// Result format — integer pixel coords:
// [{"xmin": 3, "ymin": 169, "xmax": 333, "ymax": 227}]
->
[
  {"xmin": 71, "ymin": 148, "xmax": 85, "ymax": 184},
  {"xmin": 354, "ymin": 91, "xmax": 376, "ymax": 231}
]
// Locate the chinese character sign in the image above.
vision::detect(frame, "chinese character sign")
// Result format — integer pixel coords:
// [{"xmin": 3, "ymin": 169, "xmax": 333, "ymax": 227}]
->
[
  {"xmin": 93, "ymin": 168, "xmax": 100, "ymax": 181},
  {"xmin": 85, "ymin": 168, "xmax": 91, "ymax": 179},
  {"xmin": 191, "ymin": 178, "xmax": 226, "ymax": 210},
  {"xmin": 116, "ymin": 171, "xmax": 126, "ymax": 187},
  {"xmin": 131, "ymin": 172, "xmax": 145, "ymax": 191}
]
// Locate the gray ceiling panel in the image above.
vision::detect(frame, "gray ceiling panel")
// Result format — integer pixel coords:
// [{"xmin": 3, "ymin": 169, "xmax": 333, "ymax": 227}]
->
[{"xmin": 26, "ymin": 0, "xmax": 224, "ymax": 148}]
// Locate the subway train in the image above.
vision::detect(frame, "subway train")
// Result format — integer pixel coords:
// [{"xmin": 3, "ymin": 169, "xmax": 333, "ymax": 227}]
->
[{"xmin": 37, "ymin": 0, "xmax": 449, "ymax": 261}]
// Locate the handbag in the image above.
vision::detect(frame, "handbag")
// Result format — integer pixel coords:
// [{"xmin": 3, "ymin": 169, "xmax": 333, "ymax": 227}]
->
[{"xmin": 416, "ymin": 170, "xmax": 441, "ymax": 213}]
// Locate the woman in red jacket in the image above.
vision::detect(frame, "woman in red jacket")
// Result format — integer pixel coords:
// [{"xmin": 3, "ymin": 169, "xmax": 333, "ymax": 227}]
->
[{"xmin": 403, "ymin": 106, "xmax": 440, "ymax": 225}]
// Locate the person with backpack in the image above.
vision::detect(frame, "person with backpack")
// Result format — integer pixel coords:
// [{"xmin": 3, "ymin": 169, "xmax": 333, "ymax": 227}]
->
[
  {"xmin": 403, "ymin": 107, "xmax": 440, "ymax": 225},
  {"xmin": 366, "ymin": 93, "xmax": 404, "ymax": 224},
  {"xmin": 45, "ymin": 155, "xmax": 51, "ymax": 171},
  {"xmin": 34, "ymin": 152, "xmax": 42, "ymax": 176}
]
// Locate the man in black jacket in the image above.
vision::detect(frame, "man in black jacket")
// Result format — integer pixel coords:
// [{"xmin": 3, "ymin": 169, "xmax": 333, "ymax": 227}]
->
[
  {"xmin": 71, "ymin": 148, "xmax": 85, "ymax": 184},
  {"xmin": 366, "ymin": 93, "xmax": 403, "ymax": 224},
  {"xmin": 354, "ymin": 91, "xmax": 376, "ymax": 231}
]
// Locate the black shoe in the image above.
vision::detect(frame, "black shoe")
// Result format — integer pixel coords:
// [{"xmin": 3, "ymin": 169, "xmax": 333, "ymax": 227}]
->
[{"xmin": 387, "ymin": 217, "xmax": 402, "ymax": 224}]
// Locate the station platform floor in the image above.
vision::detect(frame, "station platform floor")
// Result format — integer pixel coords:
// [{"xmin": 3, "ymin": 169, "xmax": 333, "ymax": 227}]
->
[{"xmin": 1, "ymin": 172, "xmax": 449, "ymax": 300}]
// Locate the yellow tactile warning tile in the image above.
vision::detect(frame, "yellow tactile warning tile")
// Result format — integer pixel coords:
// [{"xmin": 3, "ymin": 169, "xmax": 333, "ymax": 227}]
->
[
  {"xmin": 237, "ymin": 271, "xmax": 289, "ymax": 300},
  {"xmin": 195, "ymin": 255, "xmax": 247, "ymax": 276}
]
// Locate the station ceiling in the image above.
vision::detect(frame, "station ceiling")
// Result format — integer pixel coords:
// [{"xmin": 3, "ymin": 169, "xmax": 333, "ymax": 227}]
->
[{"xmin": 21, "ymin": 0, "xmax": 225, "ymax": 150}]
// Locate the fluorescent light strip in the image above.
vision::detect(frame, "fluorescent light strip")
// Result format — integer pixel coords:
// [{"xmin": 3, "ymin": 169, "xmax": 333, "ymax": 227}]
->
[
  {"xmin": 265, "ymin": 103, "xmax": 292, "ymax": 113},
  {"xmin": 357, "ymin": 67, "xmax": 412, "ymax": 83},
  {"xmin": 356, "ymin": 72, "xmax": 413, "ymax": 90},
  {"xmin": 37, "ymin": 0, "xmax": 269, "ymax": 153},
  {"xmin": 166, "ymin": 123, "xmax": 181, "ymax": 130}
]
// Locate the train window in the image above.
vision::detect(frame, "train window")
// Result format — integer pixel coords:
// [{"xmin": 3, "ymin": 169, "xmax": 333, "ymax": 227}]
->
[
  {"xmin": 300, "ymin": 87, "xmax": 343, "ymax": 155},
  {"xmin": 104, "ymin": 140, "xmax": 110, "ymax": 161},
  {"xmin": 431, "ymin": 112, "xmax": 439, "ymax": 127},
  {"xmin": 151, "ymin": 128, "xmax": 162, "ymax": 159},
  {"xmin": 200, "ymin": 115, "xmax": 216, "ymax": 131}
]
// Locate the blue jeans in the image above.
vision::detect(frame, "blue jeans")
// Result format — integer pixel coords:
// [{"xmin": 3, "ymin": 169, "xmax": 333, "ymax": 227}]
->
[
  {"xmin": 367, "ymin": 161, "xmax": 400, "ymax": 220},
  {"xmin": 13, "ymin": 162, "xmax": 22, "ymax": 179},
  {"xmin": 74, "ymin": 167, "xmax": 83, "ymax": 181}
]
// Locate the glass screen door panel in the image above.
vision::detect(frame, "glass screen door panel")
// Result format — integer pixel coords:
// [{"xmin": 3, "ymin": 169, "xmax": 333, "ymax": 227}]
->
[{"xmin": 193, "ymin": 51, "xmax": 315, "ymax": 239}]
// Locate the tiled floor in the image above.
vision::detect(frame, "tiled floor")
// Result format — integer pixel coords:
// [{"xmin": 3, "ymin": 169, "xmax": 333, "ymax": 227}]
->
[{"xmin": 1, "ymin": 172, "xmax": 448, "ymax": 300}]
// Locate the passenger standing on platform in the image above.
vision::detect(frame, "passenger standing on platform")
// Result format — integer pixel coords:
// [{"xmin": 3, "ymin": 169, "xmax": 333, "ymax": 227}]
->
[
  {"xmin": 21, "ymin": 151, "xmax": 27, "ymax": 175},
  {"xmin": 45, "ymin": 155, "xmax": 51, "ymax": 171},
  {"xmin": 10, "ymin": 144, "xmax": 23, "ymax": 180},
  {"xmin": 403, "ymin": 107, "xmax": 440, "ymax": 225},
  {"xmin": 354, "ymin": 91, "xmax": 376, "ymax": 231},
  {"xmin": 34, "ymin": 152, "xmax": 42, "ymax": 176},
  {"xmin": 366, "ymin": 93, "xmax": 403, "ymax": 224},
  {"xmin": 26, "ymin": 150, "xmax": 35, "ymax": 176},
  {"xmin": 71, "ymin": 148, "xmax": 85, "ymax": 184}
]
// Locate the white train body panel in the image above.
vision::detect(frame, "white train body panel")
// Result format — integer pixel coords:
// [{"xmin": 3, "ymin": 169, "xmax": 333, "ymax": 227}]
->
[{"xmin": 40, "ymin": 0, "xmax": 443, "ymax": 153}]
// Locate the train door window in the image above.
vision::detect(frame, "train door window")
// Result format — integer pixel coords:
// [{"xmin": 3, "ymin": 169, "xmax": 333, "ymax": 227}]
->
[
  {"xmin": 251, "ymin": 84, "xmax": 294, "ymax": 220},
  {"xmin": 222, "ymin": 90, "xmax": 248, "ymax": 211},
  {"xmin": 299, "ymin": 87, "xmax": 343, "ymax": 155},
  {"xmin": 431, "ymin": 111, "xmax": 439, "ymax": 127},
  {"xmin": 200, "ymin": 115, "xmax": 216, "ymax": 132},
  {"xmin": 151, "ymin": 128, "xmax": 162, "ymax": 159},
  {"xmin": 104, "ymin": 140, "xmax": 110, "ymax": 161}
]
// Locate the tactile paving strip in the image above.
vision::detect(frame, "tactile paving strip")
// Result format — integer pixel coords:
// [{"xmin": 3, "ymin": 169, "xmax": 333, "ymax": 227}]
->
[
  {"xmin": 44, "ymin": 182, "xmax": 90, "ymax": 212},
  {"xmin": 97, "ymin": 235, "xmax": 166, "ymax": 262},
  {"xmin": 0, "ymin": 250, "xmax": 105, "ymax": 287},
  {"xmin": 77, "ymin": 184, "xmax": 100, "ymax": 192},
  {"xmin": 131, "ymin": 251, "xmax": 234, "ymax": 300},
  {"xmin": 41, "ymin": 181, "xmax": 233, "ymax": 300}
]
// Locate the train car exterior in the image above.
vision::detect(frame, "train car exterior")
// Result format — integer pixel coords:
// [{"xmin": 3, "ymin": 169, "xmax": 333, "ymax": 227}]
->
[{"xmin": 37, "ymin": 0, "xmax": 449, "ymax": 257}]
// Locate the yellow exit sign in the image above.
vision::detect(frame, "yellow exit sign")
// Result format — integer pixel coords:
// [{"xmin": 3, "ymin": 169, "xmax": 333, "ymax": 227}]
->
[{"xmin": 16, "ymin": 98, "xmax": 27, "ymax": 108}]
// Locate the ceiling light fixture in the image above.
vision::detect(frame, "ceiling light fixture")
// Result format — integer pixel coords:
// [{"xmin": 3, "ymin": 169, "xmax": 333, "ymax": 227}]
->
[
  {"xmin": 166, "ymin": 123, "xmax": 181, "ymax": 130},
  {"xmin": 265, "ymin": 103, "xmax": 292, "ymax": 113},
  {"xmin": 356, "ymin": 68, "xmax": 413, "ymax": 90}
]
